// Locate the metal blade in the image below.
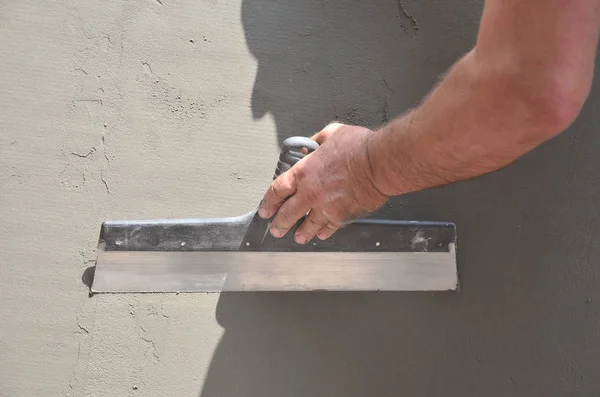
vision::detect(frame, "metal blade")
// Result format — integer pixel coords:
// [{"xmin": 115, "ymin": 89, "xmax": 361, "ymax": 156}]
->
[{"xmin": 92, "ymin": 248, "xmax": 457, "ymax": 292}]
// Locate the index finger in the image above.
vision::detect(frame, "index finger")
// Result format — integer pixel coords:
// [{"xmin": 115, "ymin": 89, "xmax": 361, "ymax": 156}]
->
[{"xmin": 258, "ymin": 171, "xmax": 297, "ymax": 219}]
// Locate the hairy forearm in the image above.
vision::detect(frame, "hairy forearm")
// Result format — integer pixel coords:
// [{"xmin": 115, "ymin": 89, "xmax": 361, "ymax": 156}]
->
[
  {"xmin": 368, "ymin": 50, "xmax": 558, "ymax": 195},
  {"xmin": 368, "ymin": 0, "xmax": 600, "ymax": 197}
]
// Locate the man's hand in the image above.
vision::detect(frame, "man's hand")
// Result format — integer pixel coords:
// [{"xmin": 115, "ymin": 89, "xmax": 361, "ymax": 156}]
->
[{"xmin": 258, "ymin": 123, "xmax": 388, "ymax": 244}]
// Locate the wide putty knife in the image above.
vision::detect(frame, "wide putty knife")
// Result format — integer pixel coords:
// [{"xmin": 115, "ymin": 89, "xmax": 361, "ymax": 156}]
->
[{"xmin": 91, "ymin": 137, "xmax": 458, "ymax": 293}]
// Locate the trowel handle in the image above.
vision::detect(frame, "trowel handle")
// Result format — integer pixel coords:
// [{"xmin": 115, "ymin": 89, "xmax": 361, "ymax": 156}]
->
[{"xmin": 273, "ymin": 137, "xmax": 320, "ymax": 180}]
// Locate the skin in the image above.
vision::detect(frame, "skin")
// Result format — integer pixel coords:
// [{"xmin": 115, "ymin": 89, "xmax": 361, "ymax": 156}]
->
[{"xmin": 258, "ymin": 0, "xmax": 600, "ymax": 244}]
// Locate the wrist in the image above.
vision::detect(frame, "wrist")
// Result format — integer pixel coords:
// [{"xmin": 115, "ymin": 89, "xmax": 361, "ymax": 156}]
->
[
  {"xmin": 366, "ymin": 125, "xmax": 399, "ymax": 197},
  {"xmin": 368, "ymin": 117, "xmax": 419, "ymax": 197}
]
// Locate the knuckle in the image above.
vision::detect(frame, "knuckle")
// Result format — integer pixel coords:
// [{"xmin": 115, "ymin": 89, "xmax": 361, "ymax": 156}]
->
[
  {"xmin": 276, "ymin": 207, "xmax": 292, "ymax": 223},
  {"xmin": 326, "ymin": 221, "xmax": 341, "ymax": 230},
  {"xmin": 269, "ymin": 182, "xmax": 283, "ymax": 199},
  {"xmin": 306, "ymin": 213, "xmax": 326, "ymax": 229},
  {"xmin": 290, "ymin": 164, "xmax": 306, "ymax": 182},
  {"xmin": 273, "ymin": 224, "xmax": 289, "ymax": 233},
  {"xmin": 306, "ymin": 216, "xmax": 320, "ymax": 227},
  {"xmin": 270, "ymin": 173, "xmax": 295, "ymax": 198},
  {"xmin": 321, "ymin": 209, "xmax": 334, "ymax": 219},
  {"xmin": 317, "ymin": 222, "xmax": 339, "ymax": 240},
  {"xmin": 303, "ymin": 189, "xmax": 320, "ymax": 205},
  {"xmin": 322, "ymin": 207, "xmax": 343, "ymax": 223}
]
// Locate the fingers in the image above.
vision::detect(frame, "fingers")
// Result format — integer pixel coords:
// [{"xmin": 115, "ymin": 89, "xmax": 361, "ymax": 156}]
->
[
  {"xmin": 317, "ymin": 222, "xmax": 339, "ymax": 240},
  {"xmin": 258, "ymin": 171, "xmax": 297, "ymax": 219},
  {"xmin": 293, "ymin": 209, "xmax": 329, "ymax": 244},
  {"xmin": 269, "ymin": 194, "xmax": 311, "ymax": 238}
]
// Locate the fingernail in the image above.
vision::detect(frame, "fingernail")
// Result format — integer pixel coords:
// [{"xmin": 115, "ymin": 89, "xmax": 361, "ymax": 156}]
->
[
  {"xmin": 271, "ymin": 228, "xmax": 284, "ymax": 238},
  {"xmin": 317, "ymin": 232, "xmax": 327, "ymax": 240},
  {"xmin": 295, "ymin": 234, "xmax": 307, "ymax": 244},
  {"xmin": 258, "ymin": 207, "xmax": 270, "ymax": 219}
]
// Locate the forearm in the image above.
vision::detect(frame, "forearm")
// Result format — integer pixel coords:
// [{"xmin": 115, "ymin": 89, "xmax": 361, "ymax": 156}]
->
[
  {"xmin": 368, "ymin": 50, "xmax": 555, "ymax": 195},
  {"xmin": 368, "ymin": 0, "xmax": 600, "ymax": 197}
]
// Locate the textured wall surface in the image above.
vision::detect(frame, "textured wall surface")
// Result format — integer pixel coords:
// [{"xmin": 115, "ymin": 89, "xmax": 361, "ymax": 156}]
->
[{"xmin": 2, "ymin": 0, "xmax": 600, "ymax": 396}]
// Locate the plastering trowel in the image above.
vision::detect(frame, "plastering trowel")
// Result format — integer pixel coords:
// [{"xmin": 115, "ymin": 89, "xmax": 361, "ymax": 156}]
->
[{"xmin": 91, "ymin": 137, "xmax": 458, "ymax": 293}]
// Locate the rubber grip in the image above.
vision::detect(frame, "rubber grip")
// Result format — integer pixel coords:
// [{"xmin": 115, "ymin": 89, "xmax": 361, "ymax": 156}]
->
[{"xmin": 274, "ymin": 137, "xmax": 320, "ymax": 179}]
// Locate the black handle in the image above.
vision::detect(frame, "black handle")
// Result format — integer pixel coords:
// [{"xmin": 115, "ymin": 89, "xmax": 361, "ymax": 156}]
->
[{"xmin": 273, "ymin": 136, "xmax": 320, "ymax": 180}]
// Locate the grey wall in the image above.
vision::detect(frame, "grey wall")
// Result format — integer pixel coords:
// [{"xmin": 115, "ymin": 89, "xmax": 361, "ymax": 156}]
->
[
  {"xmin": 1, "ymin": 0, "xmax": 599, "ymax": 396},
  {"xmin": 204, "ymin": 1, "xmax": 600, "ymax": 396}
]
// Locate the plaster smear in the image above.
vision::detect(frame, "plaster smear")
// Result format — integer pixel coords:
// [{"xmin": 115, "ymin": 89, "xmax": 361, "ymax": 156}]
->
[{"xmin": 84, "ymin": 295, "xmax": 223, "ymax": 397}]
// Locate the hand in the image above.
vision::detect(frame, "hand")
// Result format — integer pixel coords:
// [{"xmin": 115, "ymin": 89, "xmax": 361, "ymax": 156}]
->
[{"xmin": 258, "ymin": 122, "xmax": 388, "ymax": 244}]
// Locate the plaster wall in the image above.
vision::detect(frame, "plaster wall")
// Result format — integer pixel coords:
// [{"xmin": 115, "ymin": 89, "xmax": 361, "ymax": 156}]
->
[{"xmin": 2, "ymin": 1, "xmax": 600, "ymax": 396}]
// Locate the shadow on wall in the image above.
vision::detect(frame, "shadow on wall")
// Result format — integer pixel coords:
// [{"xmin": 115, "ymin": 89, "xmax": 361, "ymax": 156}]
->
[
  {"xmin": 201, "ymin": 0, "xmax": 600, "ymax": 396},
  {"xmin": 242, "ymin": 0, "xmax": 453, "ymax": 145}
]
